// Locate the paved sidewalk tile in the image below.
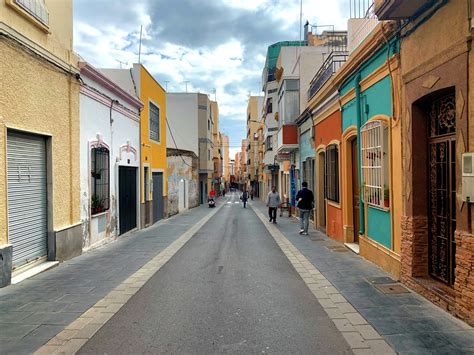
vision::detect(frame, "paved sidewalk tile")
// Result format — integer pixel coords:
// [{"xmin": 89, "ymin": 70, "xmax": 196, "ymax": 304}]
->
[
  {"xmin": 251, "ymin": 200, "xmax": 474, "ymax": 354},
  {"xmin": 0, "ymin": 203, "xmax": 217, "ymax": 354}
]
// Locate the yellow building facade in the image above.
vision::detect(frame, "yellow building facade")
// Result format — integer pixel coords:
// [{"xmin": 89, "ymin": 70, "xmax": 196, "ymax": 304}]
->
[
  {"xmin": 136, "ymin": 65, "xmax": 168, "ymax": 227},
  {"xmin": 0, "ymin": 0, "xmax": 81, "ymax": 285}
]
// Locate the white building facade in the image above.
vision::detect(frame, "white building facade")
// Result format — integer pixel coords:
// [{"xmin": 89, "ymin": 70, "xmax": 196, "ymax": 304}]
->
[{"xmin": 79, "ymin": 62, "xmax": 142, "ymax": 249}]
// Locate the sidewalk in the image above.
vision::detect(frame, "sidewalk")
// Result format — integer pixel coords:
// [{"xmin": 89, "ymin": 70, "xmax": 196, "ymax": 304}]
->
[
  {"xmin": 251, "ymin": 200, "xmax": 474, "ymax": 354},
  {"xmin": 0, "ymin": 204, "xmax": 216, "ymax": 354}
]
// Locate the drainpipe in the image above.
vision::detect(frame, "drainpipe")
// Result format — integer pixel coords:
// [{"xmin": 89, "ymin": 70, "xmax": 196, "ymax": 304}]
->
[{"xmin": 355, "ymin": 73, "xmax": 365, "ymax": 236}]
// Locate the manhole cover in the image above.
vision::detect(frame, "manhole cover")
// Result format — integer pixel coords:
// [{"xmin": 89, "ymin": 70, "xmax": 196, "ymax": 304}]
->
[
  {"xmin": 325, "ymin": 245, "xmax": 348, "ymax": 252},
  {"xmin": 374, "ymin": 283, "xmax": 410, "ymax": 294},
  {"xmin": 367, "ymin": 276, "xmax": 396, "ymax": 285}
]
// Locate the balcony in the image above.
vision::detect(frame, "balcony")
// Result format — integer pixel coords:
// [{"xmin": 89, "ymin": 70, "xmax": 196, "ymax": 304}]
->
[
  {"xmin": 308, "ymin": 51, "xmax": 348, "ymax": 100},
  {"xmin": 374, "ymin": 0, "xmax": 432, "ymax": 20},
  {"xmin": 277, "ymin": 124, "xmax": 298, "ymax": 153}
]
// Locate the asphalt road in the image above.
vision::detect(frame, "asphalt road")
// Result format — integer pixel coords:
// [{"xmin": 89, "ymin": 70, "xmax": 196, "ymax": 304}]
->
[{"xmin": 78, "ymin": 192, "xmax": 351, "ymax": 354}]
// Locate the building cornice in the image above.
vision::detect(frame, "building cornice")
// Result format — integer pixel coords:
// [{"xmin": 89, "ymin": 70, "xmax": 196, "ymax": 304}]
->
[{"xmin": 79, "ymin": 62, "xmax": 143, "ymax": 109}]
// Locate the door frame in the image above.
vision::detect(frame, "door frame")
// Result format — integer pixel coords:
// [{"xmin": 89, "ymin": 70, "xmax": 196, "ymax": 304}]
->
[
  {"xmin": 118, "ymin": 166, "xmax": 138, "ymax": 235},
  {"xmin": 6, "ymin": 128, "xmax": 55, "ymax": 266},
  {"xmin": 315, "ymin": 145, "xmax": 326, "ymax": 230},
  {"xmin": 342, "ymin": 126, "xmax": 358, "ymax": 243}
]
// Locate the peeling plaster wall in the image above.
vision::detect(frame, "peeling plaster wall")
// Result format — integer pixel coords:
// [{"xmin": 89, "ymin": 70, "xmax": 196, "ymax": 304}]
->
[
  {"xmin": 167, "ymin": 154, "xmax": 199, "ymax": 216},
  {"xmin": 79, "ymin": 75, "xmax": 140, "ymax": 249}
]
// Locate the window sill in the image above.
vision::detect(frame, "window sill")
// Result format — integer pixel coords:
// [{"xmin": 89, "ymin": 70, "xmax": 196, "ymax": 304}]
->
[
  {"xmin": 367, "ymin": 204, "xmax": 390, "ymax": 212},
  {"xmin": 327, "ymin": 200, "xmax": 341, "ymax": 209},
  {"xmin": 91, "ymin": 211, "xmax": 108, "ymax": 218}
]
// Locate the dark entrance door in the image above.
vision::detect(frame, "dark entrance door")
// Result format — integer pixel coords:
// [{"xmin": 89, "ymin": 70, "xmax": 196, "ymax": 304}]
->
[
  {"xmin": 119, "ymin": 166, "xmax": 137, "ymax": 235},
  {"xmin": 152, "ymin": 172, "xmax": 164, "ymax": 223},
  {"xmin": 428, "ymin": 93, "xmax": 456, "ymax": 285},
  {"xmin": 351, "ymin": 139, "xmax": 360, "ymax": 243}
]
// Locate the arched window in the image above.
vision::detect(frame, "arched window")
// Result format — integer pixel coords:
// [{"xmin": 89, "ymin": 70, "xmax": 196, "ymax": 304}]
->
[
  {"xmin": 361, "ymin": 120, "xmax": 389, "ymax": 208},
  {"xmin": 325, "ymin": 144, "xmax": 339, "ymax": 203},
  {"xmin": 91, "ymin": 147, "xmax": 110, "ymax": 215}
]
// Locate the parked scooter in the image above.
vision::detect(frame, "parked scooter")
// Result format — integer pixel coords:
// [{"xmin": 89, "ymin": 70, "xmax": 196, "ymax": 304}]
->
[{"xmin": 208, "ymin": 198, "xmax": 216, "ymax": 208}]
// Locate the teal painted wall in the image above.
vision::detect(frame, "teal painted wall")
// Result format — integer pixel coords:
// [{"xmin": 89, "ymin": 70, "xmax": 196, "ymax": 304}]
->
[
  {"xmin": 367, "ymin": 207, "xmax": 391, "ymax": 248},
  {"xmin": 339, "ymin": 37, "xmax": 399, "ymax": 250}
]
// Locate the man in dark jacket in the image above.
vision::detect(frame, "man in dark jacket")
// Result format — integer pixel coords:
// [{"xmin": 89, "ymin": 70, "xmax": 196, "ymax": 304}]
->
[{"xmin": 296, "ymin": 181, "xmax": 314, "ymax": 235}]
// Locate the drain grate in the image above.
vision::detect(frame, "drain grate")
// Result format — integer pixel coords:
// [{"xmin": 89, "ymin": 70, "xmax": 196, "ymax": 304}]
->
[
  {"xmin": 367, "ymin": 276, "xmax": 396, "ymax": 285},
  {"xmin": 325, "ymin": 245, "xmax": 348, "ymax": 252},
  {"xmin": 374, "ymin": 283, "xmax": 410, "ymax": 294}
]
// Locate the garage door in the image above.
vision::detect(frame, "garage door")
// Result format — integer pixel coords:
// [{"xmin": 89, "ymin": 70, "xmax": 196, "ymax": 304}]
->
[{"xmin": 7, "ymin": 131, "xmax": 48, "ymax": 267}]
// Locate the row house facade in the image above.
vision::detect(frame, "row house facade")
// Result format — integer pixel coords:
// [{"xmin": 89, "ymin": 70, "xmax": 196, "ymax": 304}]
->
[
  {"xmin": 79, "ymin": 62, "xmax": 143, "ymax": 249},
  {"xmin": 246, "ymin": 96, "xmax": 263, "ymax": 197},
  {"xmin": 285, "ymin": 0, "xmax": 474, "ymax": 325},
  {"xmin": 102, "ymin": 65, "xmax": 168, "ymax": 228},
  {"xmin": 0, "ymin": 0, "xmax": 82, "ymax": 286}
]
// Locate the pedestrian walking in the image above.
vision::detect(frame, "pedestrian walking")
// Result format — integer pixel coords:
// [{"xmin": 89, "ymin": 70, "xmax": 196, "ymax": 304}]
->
[
  {"xmin": 267, "ymin": 186, "xmax": 281, "ymax": 224},
  {"xmin": 296, "ymin": 181, "xmax": 314, "ymax": 235},
  {"xmin": 250, "ymin": 189, "xmax": 254, "ymax": 200},
  {"xmin": 241, "ymin": 190, "xmax": 248, "ymax": 208}
]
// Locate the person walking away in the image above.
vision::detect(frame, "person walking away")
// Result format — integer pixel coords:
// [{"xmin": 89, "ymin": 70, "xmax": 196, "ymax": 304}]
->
[
  {"xmin": 267, "ymin": 186, "xmax": 281, "ymax": 224},
  {"xmin": 241, "ymin": 190, "xmax": 248, "ymax": 208},
  {"xmin": 296, "ymin": 181, "xmax": 314, "ymax": 235},
  {"xmin": 250, "ymin": 189, "xmax": 254, "ymax": 200}
]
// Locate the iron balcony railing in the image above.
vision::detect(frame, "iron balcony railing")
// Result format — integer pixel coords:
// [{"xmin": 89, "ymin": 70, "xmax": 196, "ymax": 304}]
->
[{"xmin": 308, "ymin": 51, "xmax": 348, "ymax": 101}]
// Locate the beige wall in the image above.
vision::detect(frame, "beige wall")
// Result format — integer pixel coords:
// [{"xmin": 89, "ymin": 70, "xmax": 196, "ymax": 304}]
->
[
  {"xmin": 0, "ymin": 0, "xmax": 75, "ymax": 66},
  {"xmin": 0, "ymin": 40, "xmax": 80, "ymax": 245}
]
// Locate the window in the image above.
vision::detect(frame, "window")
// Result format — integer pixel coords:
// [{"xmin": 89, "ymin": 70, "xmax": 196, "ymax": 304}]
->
[
  {"xmin": 361, "ymin": 120, "xmax": 389, "ymax": 208},
  {"xmin": 91, "ymin": 147, "xmax": 110, "ymax": 214},
  {"xmin": 9, "ymin": 0, "xmax": 49, "ymax": 26},
  {"xmin": 208, "ymin": 119, "xmax": 211, "ymax": 131},
  {"xmin": 149, "ymin": 102, "xmax": 160, "ymax": 142},
  {"xmin": 267, "ymin": 98, "xmax": 273, "ymax": 114},
  {"xmin": 265, "ymin": 136, "xmax": 273, "ymax": 151},
  {"xmin": 325, "ymin": 144, "xmax": 339, "ymax": 203}
]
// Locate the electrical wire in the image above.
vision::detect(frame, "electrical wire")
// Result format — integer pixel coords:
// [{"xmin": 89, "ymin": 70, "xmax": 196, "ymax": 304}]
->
[{"xmin": 165, "ymin": 116, "xmax": 194, "ymax": 168}]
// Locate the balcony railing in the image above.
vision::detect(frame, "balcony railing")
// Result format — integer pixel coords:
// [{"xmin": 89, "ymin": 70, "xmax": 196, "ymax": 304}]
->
[{"xmin": 308, "ymin": 51, "xmax": 348, "ymax": 100}]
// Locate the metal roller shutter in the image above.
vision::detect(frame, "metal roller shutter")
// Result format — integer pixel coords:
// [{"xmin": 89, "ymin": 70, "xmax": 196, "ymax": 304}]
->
[{"xmin": 7, "ymin": 131, "xmax": 48, "ymax": 267}]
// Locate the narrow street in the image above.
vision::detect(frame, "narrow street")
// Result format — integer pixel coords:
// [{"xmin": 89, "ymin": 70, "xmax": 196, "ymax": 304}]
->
[{"xmin": 78, "ymin": 192, "xmax": 351, "ymax": 354}]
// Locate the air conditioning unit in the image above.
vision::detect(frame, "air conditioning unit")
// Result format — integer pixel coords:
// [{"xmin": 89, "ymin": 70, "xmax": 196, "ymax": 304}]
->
[{"xmin": 462, "ymin": 153, "xmax": 474, "ymax": 203}]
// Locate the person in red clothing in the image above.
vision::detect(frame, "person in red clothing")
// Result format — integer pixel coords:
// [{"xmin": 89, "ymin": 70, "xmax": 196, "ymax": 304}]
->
[{"xmin": 209, "ymin": 189, "xmax": 216, "ymax": 198}]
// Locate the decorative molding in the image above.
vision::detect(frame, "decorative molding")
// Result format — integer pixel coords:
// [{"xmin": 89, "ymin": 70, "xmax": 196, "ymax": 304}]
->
[
  {"xmin": 80, "ymin": 86, "xmax": 140, "ymax": 123},
  {"xmin": 79, "ymin": 62, "xmax": 143, "ymax": 109},
  {"xmin": 120, "ymin": 140, "xmax": 138, "ymax": 161},
  {"xmin": 422, "ymin": 75, "xmax": 440, "ymax": 89},
  {"xmin": 90, "ymin": 133, "xmax": 110, "ymax": 150}
]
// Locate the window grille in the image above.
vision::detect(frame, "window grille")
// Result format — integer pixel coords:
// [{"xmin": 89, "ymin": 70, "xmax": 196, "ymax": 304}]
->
[
  {"xmin": 149, "ymin": 102, "xmax": 160, "ymax": 142},
  {"xmin": 325, "ymin": 144, "xmax": 339, "ymax": 202},
  {"xmin": 15, "ymin": 0, "xmax": 49, "ymax": 25},
  {"xmin": 361, "ymin": 120, "xmax": 389, "ymax": 208},
  {"xmin": 91, "ymin": 147, "xmax": 110, "ymax": 215}
]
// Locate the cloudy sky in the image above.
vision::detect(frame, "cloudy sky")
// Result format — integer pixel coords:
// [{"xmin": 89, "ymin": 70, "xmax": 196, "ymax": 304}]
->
[{"xmin": 74, "ymin": 0, "xmax": 348, "ymax": 158}]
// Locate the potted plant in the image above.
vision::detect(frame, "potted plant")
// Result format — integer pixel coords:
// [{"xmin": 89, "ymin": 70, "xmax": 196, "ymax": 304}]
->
[
  {"xmin": 384, "ymin": 186, "xmax": 390, "ymax": 208},
  {"xmin": 91, "ymin": 194, "xmax": 105, "ymax": 215}
]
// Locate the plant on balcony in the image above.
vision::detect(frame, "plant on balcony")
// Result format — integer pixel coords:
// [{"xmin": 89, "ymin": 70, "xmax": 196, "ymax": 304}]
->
[{"xmin": 384, "ymin": 185, "xmax": 390, "ymax": 208}]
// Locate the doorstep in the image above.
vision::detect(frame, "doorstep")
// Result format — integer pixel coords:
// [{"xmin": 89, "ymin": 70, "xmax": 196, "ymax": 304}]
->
[
  {"xmin": 344, "ymin": 242, "xmax": 360, "ymax": 254},
  {"xmin": 11, "ymin": 261, "xmax": 59, "ymax": 285}
]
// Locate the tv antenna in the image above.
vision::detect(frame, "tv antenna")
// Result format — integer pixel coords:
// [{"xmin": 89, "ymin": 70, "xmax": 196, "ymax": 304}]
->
[{"xmin": 116, "ymin": 59, "xmax": 128, "ymax": 69}]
